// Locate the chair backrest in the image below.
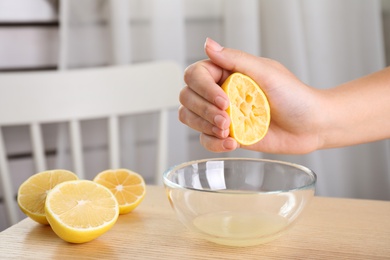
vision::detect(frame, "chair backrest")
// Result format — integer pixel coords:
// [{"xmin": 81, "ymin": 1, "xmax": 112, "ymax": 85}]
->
[{"xmin": 0, "ymin": 61, "xmax": 182, "ymax": 226}]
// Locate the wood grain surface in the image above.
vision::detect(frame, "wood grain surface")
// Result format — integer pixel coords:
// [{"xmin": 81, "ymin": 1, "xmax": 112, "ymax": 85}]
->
[{"xmin": 1, "ymin": 185, "xmax": 389, "ymax": 259}]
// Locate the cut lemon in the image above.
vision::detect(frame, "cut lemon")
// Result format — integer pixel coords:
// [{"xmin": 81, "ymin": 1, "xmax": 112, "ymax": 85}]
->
[
  {"xmin": 17, "ymin": 169, "xmax": 78, "ymax": 225},
  {"xmin": 222, "ymin": 72, "xmax": 271, "ymax": 145},
  {"xmin": 45, "ymin": 180, "xmax": 119, "ymax": 243},
  {"xmin": 93, "ymin": 169, "xmax": 146, "ymax": 214}
]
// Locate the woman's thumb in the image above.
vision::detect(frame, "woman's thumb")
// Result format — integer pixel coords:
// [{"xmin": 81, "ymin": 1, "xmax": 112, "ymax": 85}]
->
[
  {"xmin": 204, "ymin": 38, "xmax": 293, "ymax": 90},
  {"xmin": 204, "ymin": 38, "xmax": 260, "ymax": 77}
]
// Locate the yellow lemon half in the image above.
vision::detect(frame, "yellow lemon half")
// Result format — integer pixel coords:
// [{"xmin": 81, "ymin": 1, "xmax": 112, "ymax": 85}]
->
[
  {"xmin": 222, "ymin": 72, "xmax": 271, "ymax": 145},
  {"xmin": 45, "ymin": 180, "xmax": 119, "ymax": 243},
  {"xmin": 93, "ymin": 169, "xmax": 146, "ymax": 214},
  {"xmin": 17, "ymin": 169, "xmax": 78, "ymax": 225}
]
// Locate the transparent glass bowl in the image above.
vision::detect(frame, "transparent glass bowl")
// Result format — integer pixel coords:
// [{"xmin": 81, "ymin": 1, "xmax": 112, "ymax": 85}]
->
[{"xmin": 163, "ymin": 158, "xmax": 316, "ymax": 247}]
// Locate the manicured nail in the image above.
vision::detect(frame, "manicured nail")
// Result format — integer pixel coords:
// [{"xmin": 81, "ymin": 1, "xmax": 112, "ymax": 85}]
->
[
  {"xmin": 205, "ymin": 37, "xmax": 223, "ymax": 52},
  {"xmin": 223, "ymin": 139, "xmax": 236, "ymax": 150},
  {"xmin": 215, "ymin": 96, "xmax": 229, "ymax": 110},
  {"xmin": 221, "ymin": 129, "xmax": 230, "ymax": 138},
  {"xmin": 214, "ymin": 115, "xmax": 227, "ymax": 129},
  {"xmin": 212, "ymin": 127, "xmax": 229, "ymax": 138}
]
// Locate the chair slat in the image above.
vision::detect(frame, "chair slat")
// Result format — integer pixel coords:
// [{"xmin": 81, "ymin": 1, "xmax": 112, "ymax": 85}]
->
[
  {"xmin": 109, "ymin": 115, "xmax": 120, "ymax": 169},
  {"xmin": 55, "ymin": 122, "xmax": 69, "ymax": 169},
  {"xmin": 0, "ymin": 128, "xmax": 19, "ymax": 225},
  {"xmin": 30, "ymin": 123, "xmax": 46, "ymax": 173},
  {"xmin": 70, "ymin": 120, "xmax": 85, "ymax": 179},
  {"xmin": 156, "ymin": 109, "xmax": 169, "ymax": 185}
]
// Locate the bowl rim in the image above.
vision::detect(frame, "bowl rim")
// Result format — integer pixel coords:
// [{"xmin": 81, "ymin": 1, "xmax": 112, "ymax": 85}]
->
[{"xmin": 162, "ymin": 157, "xmax": 317, "ymax": 194}]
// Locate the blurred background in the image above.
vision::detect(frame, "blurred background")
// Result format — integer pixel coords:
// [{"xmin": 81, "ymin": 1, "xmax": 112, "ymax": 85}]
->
[{"xmin": 0, "ymin": 0, "xmax": 389, "ymax": 231}]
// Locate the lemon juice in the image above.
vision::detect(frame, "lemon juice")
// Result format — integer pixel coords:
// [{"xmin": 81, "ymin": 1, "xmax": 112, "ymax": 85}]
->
[{"xmin": 192, "ymin": 211, "xmax": 288, "ymax": 246}]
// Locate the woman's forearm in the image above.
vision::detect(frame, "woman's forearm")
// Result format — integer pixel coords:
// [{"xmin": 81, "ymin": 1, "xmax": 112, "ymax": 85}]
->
[{"xmin": 319, "ymin": 67, "xmax": 390, "ymax": 149}]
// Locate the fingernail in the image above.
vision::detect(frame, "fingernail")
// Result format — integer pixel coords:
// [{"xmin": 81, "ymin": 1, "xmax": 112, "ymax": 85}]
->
[
  {"xmin": 205, "ymin": 37, "xmax": 223, "ymax": 52},
  {"xmin": 212, "ymin": 127, "xmax": 229, "ymax": 138},
  {"xmin": 214, "ymin": 114, "xmax": 227, "ymax": 129},
  {"xmin": 223, "ymin": 139, "xmax": 236, "ymax": 150},
  {"xmin": 215, "ymin": 96, "xmax": 229, "ymax": 110},
  {"xmin": 222, "ymin": 129, "xmax": 230, "ymax": 138}
]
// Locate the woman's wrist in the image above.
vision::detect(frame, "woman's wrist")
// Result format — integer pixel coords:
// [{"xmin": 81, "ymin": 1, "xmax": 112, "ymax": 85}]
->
[{"xmin": 316, "ymin": 67, "xmax": 390, "ymax": 150}]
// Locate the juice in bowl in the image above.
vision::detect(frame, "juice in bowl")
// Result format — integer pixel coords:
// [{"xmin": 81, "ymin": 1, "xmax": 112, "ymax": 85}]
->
[{"xmin": 163, "ymin": 158, "xmax": 316, "ymax": 247}]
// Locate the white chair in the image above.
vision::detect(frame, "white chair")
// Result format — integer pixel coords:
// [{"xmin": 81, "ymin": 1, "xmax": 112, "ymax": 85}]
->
[{"xmin": 0, "ymin": 61, "xmax": 182, "ymax": 226}]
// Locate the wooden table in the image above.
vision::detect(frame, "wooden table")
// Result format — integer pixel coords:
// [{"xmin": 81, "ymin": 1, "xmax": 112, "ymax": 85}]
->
[{"xmin": 1, "ymin": 186, "xmax": 389, "ymax": 259}]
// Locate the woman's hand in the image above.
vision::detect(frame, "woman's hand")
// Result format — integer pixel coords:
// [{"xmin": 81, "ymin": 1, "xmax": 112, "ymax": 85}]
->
[{"xmin": 179, "ymin": 38, "xmax": 325, "ymax": 154}]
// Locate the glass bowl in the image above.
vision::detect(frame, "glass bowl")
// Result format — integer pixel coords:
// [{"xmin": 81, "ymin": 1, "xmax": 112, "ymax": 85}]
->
[{"xmin": 163, "ymin": 158, "xmax": 316, "ymax": 247}]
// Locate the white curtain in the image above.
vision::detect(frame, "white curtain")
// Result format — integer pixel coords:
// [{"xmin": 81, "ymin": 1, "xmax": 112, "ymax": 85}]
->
[
  {"xmin": 253, "ymin": 0, "xmax": 389, "ymax": 200},
  {"xmin": 58, "ymin": 0, "xmax": 389, "ymax": 200}
]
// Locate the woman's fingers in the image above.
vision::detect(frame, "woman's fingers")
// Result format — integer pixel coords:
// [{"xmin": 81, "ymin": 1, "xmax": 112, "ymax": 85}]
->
[
  {"xmin": 199, "ymin": 133, "xmax": 238, "ymax": 152},
  {"xmin": 184, "ymin": 60, "xmax": 229, "ymax": 111},
  {"xmin": 179, "ymin": 85, "xmax": 230, "ymax": 132},
  {"xmin": 178, "ymin": 104, "xmax": 229, "ymax": 139}
]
